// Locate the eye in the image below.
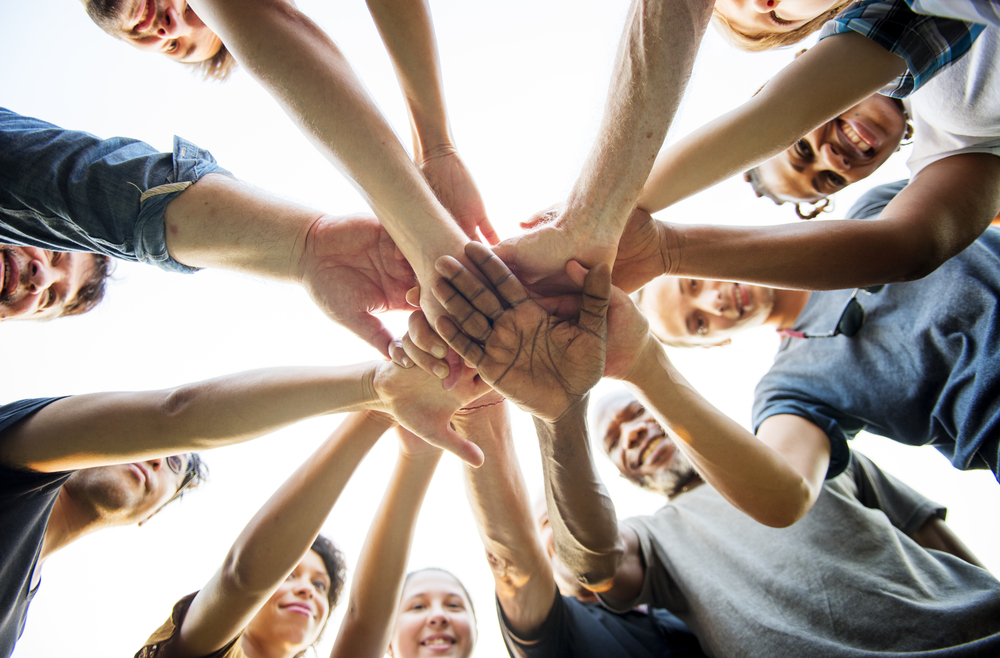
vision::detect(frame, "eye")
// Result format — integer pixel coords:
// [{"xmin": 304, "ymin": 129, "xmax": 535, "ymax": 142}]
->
[
  {"xmin": 769, "ymin": 10, "xmax": 794, "ymax": 25},
  {"xmin": 794, "ymin": 140, "xmax": 814, "ymax": 161},
  {"xmin": 688, "ymin": 279, "xmax": 698, "ymax": 294},
  {"xmin": 166, "ymin": 40, "xmax": 179, "ymax": 54},
  {"xmin": 826, "ymin": 171, "xmax": 847, "ymax": 188},
  {"xmin": 410, "ymin": 602, "xmax": 426, "ymax": 611},
  {"xmin": 695, "ymin": 316, "xmax": 708, "ymax": 336},
  {"xmin": 44, "ymin": 289, "xmax": 56, "ymax": 309},
  {"xmin": 313, "ymin": 580, "xmax": 328, "ymax": 593}
]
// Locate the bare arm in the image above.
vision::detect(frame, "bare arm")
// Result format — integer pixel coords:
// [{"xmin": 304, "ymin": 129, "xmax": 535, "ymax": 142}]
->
[
  {"xmin": 365, "ymin": 0, "xmax": 496, "ymax": 244},
  {"xmin": 330, "ymin": 428, "xmax": 443, "ymax": 658},
  {"xmin": 167, "ymin": 412, "xmax": 393, "ymax": 658},
  {"xmin": 453, "ymin": 402, "xmax": 557, "ymax": 636},
  {"xmin": 189, "ymin": 0, "xmax": 467, "ymax": 284},
  {"xmin": 639, "ymin": 32, "xmax": 906, "ymax": 211}
]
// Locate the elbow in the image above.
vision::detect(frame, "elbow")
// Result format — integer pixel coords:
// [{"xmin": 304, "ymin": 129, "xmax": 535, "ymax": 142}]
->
[
  {"xmin": 564, "ymin": 541, "xmax": 625, "ymax": 592},
  {"xmin": 750, "ymin": 482, "xmax": 817, "ymax": 529}
]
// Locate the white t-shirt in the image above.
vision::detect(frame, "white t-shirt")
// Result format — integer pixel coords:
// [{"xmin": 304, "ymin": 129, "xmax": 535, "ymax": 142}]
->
[
  {"xmin": 903, "ymin": 27, "xmax": 1000, "ymax": 175},
  {"xmin": 909, "ymin": 0, "xmax": 1000, "ymax": 26}
]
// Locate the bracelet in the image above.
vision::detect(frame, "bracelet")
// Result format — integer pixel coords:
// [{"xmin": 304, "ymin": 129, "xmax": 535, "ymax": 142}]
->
[{"xmin": 459, "ymin": 397, "xmax": 506, "ymax": 412}]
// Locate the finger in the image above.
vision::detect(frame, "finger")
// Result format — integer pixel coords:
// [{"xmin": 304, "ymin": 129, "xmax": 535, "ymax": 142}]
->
[
  {"xmin": 435, "ymin": 315, "xmax": 487, "ymax": 369},
  {"xmin": 408, "ymin": 310, "xmax": 450, "ymax": 361},
  {"xmin": 431, "ymin": 277, "xmax": 494, "ymax": 343},
  {"xmin": 388, "ymin": 339, "xmax": 413, "ymax": 368},
  {"xmin": 579, "ymin": 262, "xmax": 612, "ymax": 338},
  {"xmin": 434, "ymin": 256, "xmax": 505, "ymax": 323},
  {"xmin": 565, "ymin": 259, "xmax": 589, "ymax": 287},
  {"xmin": 478, "ymin": 217, "xmax": 502, "ymax": 246},
  {"xmin": 440, "ymin": 349, "xmax": 463, "ymax": 391},
  {"xmin": 345, "ymin": 313, "xmax": 395, "ymax": 360},
  {"xmin": 422, "ymin": 425, "xmax": 484, "ymax": 468},
  {"xmin": 406, "ymin": 286, "xmax": 421, "ymax": 307},
  {"xmin": 402, "ymin": 332, "xmax": 450, "ymax": 381},
  {"xmin": 464, "ymin": 242, "xmax": 529, "ymax": 306}
]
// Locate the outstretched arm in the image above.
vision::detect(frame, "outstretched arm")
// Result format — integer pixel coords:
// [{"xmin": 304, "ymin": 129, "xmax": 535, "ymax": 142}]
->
[
  {"xmin": 168, "ymin": 412, "xmax": 394, "ymax": 658},
  {"xmin": 331, "ymin": 427, "xmax": 443, "ymax": 658},
  {"xmin": 620, "ymin": 153, "xmax": 1000, "ymax": 291},
  {"xmin": 638, "ymin": 32, "xmax": 906, "ymax": 212},
  {"xmin": 365, "ymin": 0, "xmax": 496, "ymax": 245},
  {"xmin": 453, "ymin": 402, "xmax": 557, "ymax": 636}
]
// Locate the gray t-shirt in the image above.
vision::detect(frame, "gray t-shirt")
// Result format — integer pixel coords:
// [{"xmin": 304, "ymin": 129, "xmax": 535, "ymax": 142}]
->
[{"xmin": 600, "ymin": 454, "xmax": 1000, "ymax": 658}]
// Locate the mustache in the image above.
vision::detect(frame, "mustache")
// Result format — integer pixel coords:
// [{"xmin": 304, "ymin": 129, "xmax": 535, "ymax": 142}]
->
[{"xmin": 85, "ymin": 0, "xmax": 132, "ymax": 32}]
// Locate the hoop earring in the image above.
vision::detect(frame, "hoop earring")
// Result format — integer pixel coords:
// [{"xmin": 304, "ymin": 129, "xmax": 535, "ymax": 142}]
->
[{"xmin": 794, "ymin": 197, "xmax": 833, "ymax": 220}]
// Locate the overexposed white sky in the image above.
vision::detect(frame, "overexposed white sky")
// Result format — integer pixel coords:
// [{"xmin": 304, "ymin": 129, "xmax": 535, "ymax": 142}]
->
[{"xmin": 2, "ymin": 1, "xmax": 997, "ymax": 657}]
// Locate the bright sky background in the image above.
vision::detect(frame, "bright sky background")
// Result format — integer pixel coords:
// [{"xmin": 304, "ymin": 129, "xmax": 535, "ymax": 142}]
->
[{"xmin": 2, "ymin": 1, "xmax": 998, "ymax": 657}]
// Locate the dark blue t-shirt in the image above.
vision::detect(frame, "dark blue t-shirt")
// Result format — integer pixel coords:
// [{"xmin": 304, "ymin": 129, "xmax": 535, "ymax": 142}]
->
[
  {"xmin": 498, "ymin": 591, "xmax": 706, "ymax": 658},
  {"xmin": 753, "ymin": 181, "xmax": 1000, "ymax": 479},
  {"xmin": 0, "ymin": 397, "xmax": 70, "ymax": 658}
]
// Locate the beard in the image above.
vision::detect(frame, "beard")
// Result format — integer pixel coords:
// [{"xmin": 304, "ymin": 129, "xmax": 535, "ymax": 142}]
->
[
  {"xmin": 63, "ymin": 465, "xmax": 147, "ymax": 523},
  {"xmin": 639, "ymin": 449, "xmax": 701, "ymax": 498},
  {"xmin": 84, "ymin": 0, "xmax": 132, "ymax": 33}
]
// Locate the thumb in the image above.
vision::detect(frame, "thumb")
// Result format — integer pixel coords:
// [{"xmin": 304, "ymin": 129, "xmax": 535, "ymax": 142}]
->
[
  {"xmin": 578, "ymin": 263, "xmax": 611, "ymax": 337},
  {"xmin": 344, "ymin": 312, "xmax": 394, "ymax": 359},
  {"xmin": 417, "ymin": 423, "xmax": 485, "ymax": 467},
  {"xmin": 479, "ymin": 217, "xmax": 502, "ymax": 246}
]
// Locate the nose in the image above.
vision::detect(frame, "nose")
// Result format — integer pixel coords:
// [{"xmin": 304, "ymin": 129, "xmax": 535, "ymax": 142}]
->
[
  {"xmin": 623, "ymin": 421, "xmax": 648, "ymax": 449},
  {"xmin": 693, "ymin": 287, "xmax": 724, "ymax": 314},
  {"xmin": 751, "ymin": 0, "xmax": 777, "ymax": 13},
  {"xmin": 427, "ymin": 608, "xmax": 450, "ymax": 627},
  {"xmin": 156, "ymin": 7, "xmax": 191, "ymax": 38},
  {"xmin": 146, "ymin": 458, "xmax": 163, "ymax": 471},
  {"xmin": 819, "ymin": 143, "xmax": 850, "ymax": 172},
  {"xmin": 26, "ymin": 258, "xmax": 55, "ymax": 296}
]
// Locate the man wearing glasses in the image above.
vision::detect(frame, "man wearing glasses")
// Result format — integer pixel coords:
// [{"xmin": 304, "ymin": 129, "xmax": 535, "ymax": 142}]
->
[{"xmin": 628, "ymin": 179, "xmax": 1000, "ymax": 528}]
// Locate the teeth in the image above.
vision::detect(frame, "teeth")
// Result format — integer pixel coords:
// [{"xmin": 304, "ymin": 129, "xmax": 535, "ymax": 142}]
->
[
  {"xmin": 640, "ymin": 437, "xmax": 663, "ymax": 464},
  {"xmin": 841, "ymin": 122, "xmax": 871, "ymax": 152},
  {"xmin": 424, "ymin": 638, "xmax": 452, "ymax": 645}
]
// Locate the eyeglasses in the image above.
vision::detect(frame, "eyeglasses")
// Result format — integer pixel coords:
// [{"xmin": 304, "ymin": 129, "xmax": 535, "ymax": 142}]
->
[
  {"xmin": 777, "ymin": 285, "xmax": 884, "ymax": 340},
  {"xmin": 164, "ymin": 453, "xmax": 198, "ymax": 496}
]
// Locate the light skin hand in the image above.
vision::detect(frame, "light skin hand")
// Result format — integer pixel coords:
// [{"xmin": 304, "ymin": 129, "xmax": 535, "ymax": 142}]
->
[
  {"xmin": 419, "ymin": 148, "xmax": 499, "ymax": 245},
  {"xmin": 431, "ymin": 242, "xmax": 611, "ymax": 423},
  {"xmin": 298, "ymin": 213, "xmax": 418, "ymax": 358},
  {"xmin": 609, "ymin": 207, "xmax": 670, "ymax": 294},
  {"xmin": 371, "ymin": 358, "xmax": 489, "ymax": 466}
]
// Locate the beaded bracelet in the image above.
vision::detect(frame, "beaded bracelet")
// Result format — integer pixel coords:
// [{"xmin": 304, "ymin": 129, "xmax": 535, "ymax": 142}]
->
[{"xmin": 459, "ymin": 397, "xmax": 506, "ymax": 412}]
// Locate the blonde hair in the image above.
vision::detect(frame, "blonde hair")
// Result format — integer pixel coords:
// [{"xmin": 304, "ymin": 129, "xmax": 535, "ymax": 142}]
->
[{"xmin": 711, "ymin": 0, "xmax": 855, "ymax": 52}]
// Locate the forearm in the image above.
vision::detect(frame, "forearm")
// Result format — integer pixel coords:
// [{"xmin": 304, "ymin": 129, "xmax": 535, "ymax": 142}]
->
[
  {"xmin": 365, "ymin": 0, "xmax": 451, "ymax": 159},
  {"xmin": 625, "ymin": 339, "xmax": 820, "ymax": 527},
  {"xmin": 194, "ymin": 0, "xmax": 467, "ymax": 276},
  {"xmin": 163, "ymin": 173, "xmax": 320, "ymax": 280},
  {"xmin": 331, "ymin": 444, "xmax": 441, "ymax": 657},
  {"xmin": 4, "ymin": 363, "xmax": 381, "ymax": 472},
  {"xmin": 910, "ymin": 516, "xmax": 986, "ymax": 570},
  {"xmin": 639, "ymin": 33, "xmax": 905, "ymax": 211},
  {"xmin": 533, "ymin": 398, "xmax": 624, "ymax": 590},
  {"xmin": 180, "ymin": 412, "xmax": 391, "ymax": 653},
  {"xmin": 455, "ymin": 403, "xmax": 556, "ymax": 635},
  {"xmin": 561, "ymin": 0, "xmax": 712, "ymax": 243}
]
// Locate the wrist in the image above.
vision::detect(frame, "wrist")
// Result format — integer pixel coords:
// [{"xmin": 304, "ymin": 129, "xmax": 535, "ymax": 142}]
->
[
  {"xmin": 660, "ymin": 221, "xmax": 680, "ymax": 277},
  {"xmin": 622, "ymin": 334, "xmax": 663, "ymax": 386},
  {"xmin": 534, "ymin": 393, "xmax": 590, "ymax": 432}
]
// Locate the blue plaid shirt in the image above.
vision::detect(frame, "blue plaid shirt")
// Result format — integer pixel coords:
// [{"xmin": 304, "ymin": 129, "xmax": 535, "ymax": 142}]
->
[{"xmin": 818, "ymin": 0, "xmax": 985, "ymax": 97}]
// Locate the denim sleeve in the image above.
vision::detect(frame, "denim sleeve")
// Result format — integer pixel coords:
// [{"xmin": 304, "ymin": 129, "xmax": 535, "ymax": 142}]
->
[{"xmin": 0, "ymin": 107, "xmax": 231, "ymax": 273}]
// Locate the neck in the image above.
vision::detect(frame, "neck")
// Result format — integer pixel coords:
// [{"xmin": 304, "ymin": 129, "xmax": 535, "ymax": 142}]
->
[
  {"xmin": 766, "ymin": 289, "xmax": 811, "ymax": 330},
  {"xmin": 241, "ymin": 628, "xmax": 301, "ymax": 658},
  {"xmin": 41, "ymin": 488, "xmax": 105, "ymax": 561}
]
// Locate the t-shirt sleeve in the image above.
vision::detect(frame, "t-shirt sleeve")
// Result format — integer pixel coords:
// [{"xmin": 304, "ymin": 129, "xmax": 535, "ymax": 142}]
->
[
  {"xmin": 845, "ymin": 180, "xmax": 909, "ymax": 219},
  {"xmin": 0, "ymin": 398, "xmax": 67, "ymax": 436},
  {"xmin": 752, "ymin": 384, "xmax": 858, "ymax": 480},
  {"xmin": 0, "ymin": 107, "xmax": 231, "ymax": 273},
  {"xmin": 597, "ymin": 517, "xmax": 685, "ymax": 614},
  {"xmin": 846, "ymin": 452, "xmax": 946, "ymax": 535},
  {"xmin": 135, "ymin": 592, "xmax": 245, "ymax": 658},
  {"xmin": 817, "ymin": 0, "xmax": 985, "ymax": 97},
  {"xmin": 497, "ymin": 591, "xmax": 568, "ymax": 658}
]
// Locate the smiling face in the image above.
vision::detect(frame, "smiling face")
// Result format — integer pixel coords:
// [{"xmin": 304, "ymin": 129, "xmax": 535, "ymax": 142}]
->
[
  {"xmin": 0, "ymin": 246, "xmax": 98, "ymax": 321},
  {"xmin": 754, "ymin": 94, "xmax": 907, "ymax": 203},
  {"xmin": 63, "ymin": 454, "xmax": 193, "ymax": 525},
  {"xmin": 83, "ymin": 0, "xmax": 222, "ymax": 63},
  {"xmin": 594, "ymin": 391, "xmax": 700, "ymax": 498},
  {"xmin": 639, "ymin": 276, "xmax": 776, "ymax": 347},
  {"xmin": 243, "ymin": 550, "xmax": 332, "ymax": 654},
  {"xmin": 390, "ymin": 570, "xmax": 477, "ymax": 658},
  {"xmin": 714, "ymin": 0, "xmax": 840, "ymax": 36}
]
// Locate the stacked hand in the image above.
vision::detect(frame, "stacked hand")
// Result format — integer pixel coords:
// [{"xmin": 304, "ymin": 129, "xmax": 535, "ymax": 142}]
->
[
  {"xmin": 430, "ymin": 242, "xmax": 611, "ymax": 423},
  {"xmin": 419, "ymin": 147, "xmax": 499, "ymax": 245}
]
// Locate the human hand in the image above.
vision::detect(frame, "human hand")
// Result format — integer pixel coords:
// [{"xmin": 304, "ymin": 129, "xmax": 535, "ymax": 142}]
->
[
  {"xmin": 431, "ymin": 242, "xmax": 611, "ymax": 423},
  {"xmin": 372, "ymin": 357, "xmax": 489, "ymax": 466},
  {"xmin": 396, "ymin": 425, "xmax": 444, "ymax": 462},
  {"xmin": 493, "ymin": 211, "xmax": 618, "ymax": 296},
  {"xmin": 611, "ymin": 207, "xmax": 670, "ymax": 294},
  {"xmin": 419, "ymin": 147, "xmax": 499, "ymax": 245},
  {"xmin": 300, "ymin": 213, "xmax": 418, "ymax": 358}
]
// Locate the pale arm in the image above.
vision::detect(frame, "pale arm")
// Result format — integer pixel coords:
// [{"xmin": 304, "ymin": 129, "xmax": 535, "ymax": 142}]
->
[
  {"xmin": 638, "ymin": 32, "xmax": 907, "ymax": 211},
  {"xmin": 624, "ymin": 336, "xmax": 830, "ymax": 527},
  {"xmin": 453, "ymin": 402, "xmax": 557, "ymax": 637},
  {"xmin": 365, "ymin": 0, "xmax": 496, "ymax": 244},
  {"xmin": 190, "ymin": 0, "xmax": 468, "ymax": 281},
  {"xmin": 168, "ymin": 412, "xmax": 393, "ymax": 658},
  {"xmin": 330, "ymin": 428, "xmax": 442, "ymax": 658}
]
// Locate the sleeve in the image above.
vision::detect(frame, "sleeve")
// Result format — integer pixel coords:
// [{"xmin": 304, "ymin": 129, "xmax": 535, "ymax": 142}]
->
[
  {"xmin": 846, "ymin": 452, "xmax": 946, "ymax": 535},
  {"xmin": 596, "ymin": 517, "xmax": 684, "ymax": 614},
  {"xmin": 817, "ymin": 0, "xmax": 985, "ymax": 97},
  {"xmin": 497, "ymin": 592, "xmax": 568, "ymax": 658},
  {"xmin": 0, "ymin": 107, "xmax": 232, "ymax": 273},
  {"xmin": 0, "ymin": 398, "xmax": 67, "ymax": 436},
  {"xmin": 752, "ymin": 377, "xmax": 859, "ymax": 479},
  {"xmin": 135, "ymin": 592, "xmax": 245, "ymax": 658}
]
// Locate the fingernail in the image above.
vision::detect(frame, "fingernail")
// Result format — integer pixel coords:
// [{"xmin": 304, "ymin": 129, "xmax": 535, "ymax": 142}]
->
[
  {"xmin": 401, "ymin": 356, "xmax": 412, "ymax": 367},
  {"xmin": 432, "ymin": 345, "xmax": 447, "ymax": 359},
  {"xmin": 433, "ymin": 365, "xmax": 448, "ymax": 379}
]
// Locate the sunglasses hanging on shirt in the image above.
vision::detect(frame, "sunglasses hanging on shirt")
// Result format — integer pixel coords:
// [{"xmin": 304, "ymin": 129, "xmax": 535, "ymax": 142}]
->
[{"xmin": 777, "ymin": 285, "xmax": 885, "ymax": 339}]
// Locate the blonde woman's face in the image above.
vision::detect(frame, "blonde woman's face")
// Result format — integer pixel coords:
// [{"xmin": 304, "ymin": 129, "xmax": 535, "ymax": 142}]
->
[
  {"xmin": 715, "ymin": 0, "xmax": 840, "ymax": 35},
  {"xmin": 390, "ymin": 571, "xmax": 477, "ymax": 658}
]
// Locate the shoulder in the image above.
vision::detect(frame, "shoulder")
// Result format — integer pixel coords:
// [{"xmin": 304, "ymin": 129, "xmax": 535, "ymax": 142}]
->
[{"xmin": 135, "ymin": 592, "xmax": 248, "ymax": 658}]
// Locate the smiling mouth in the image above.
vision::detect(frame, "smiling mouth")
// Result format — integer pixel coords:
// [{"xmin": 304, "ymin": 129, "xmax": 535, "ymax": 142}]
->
[
  {"xmin": 282, "ymin": 603, "xmax": 314, "ymax": 617},
  {"xmin": 132, "ymin": 0, "xmax": 155, "ymax": 33},
  {"xmin": 421, "ymin": 637, "xmax": 456, "ymax": 647},
  {"xmin": 838, "ymin": 120, "xmax": 874, "ymax": 159},
  {"xmin": 639, "ymin": 435, "xmax": 664, "ymax": 466}
]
